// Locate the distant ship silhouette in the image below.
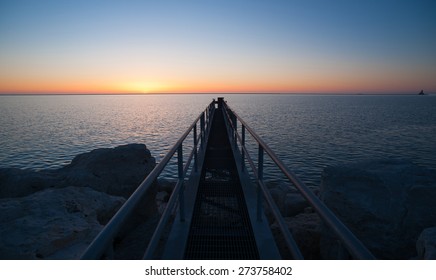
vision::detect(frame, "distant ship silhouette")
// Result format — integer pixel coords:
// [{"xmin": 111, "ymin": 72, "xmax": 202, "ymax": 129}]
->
[{"xmin": 418, "ymin": 90, "xmax": 425, "ymax": 95}]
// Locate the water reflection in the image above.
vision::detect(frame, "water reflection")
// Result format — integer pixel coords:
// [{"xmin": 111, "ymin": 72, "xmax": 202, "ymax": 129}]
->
[{"xmin": 1, "ymin": 94, "xmax": 435, "ymax": 187}]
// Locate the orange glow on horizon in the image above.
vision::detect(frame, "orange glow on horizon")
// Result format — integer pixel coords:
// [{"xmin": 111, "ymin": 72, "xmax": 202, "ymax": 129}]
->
[{"xmin": 1, "ymin": 75, "xmax": 434, "ymax": 94}]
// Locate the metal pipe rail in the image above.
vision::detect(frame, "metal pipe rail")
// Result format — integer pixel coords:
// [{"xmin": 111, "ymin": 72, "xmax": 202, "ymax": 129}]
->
[
  {"xmin": 81, "ymin": 101, "xmax": 216, "ymax": 260},
  {"xmin": 143, "ymin": 103, "xmax": 215, "ymax": 259},
  {"xmin": 221, "ymin": 101, "xmax": 376, "ymax": 260},
  {"xmin": 222, "ymin": 103, "xmax": 303, "ymax": 260}
]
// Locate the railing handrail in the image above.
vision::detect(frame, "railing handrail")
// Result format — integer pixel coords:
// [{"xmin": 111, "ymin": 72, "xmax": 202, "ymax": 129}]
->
[
  {"xmin": 81, "ymin": 101, "xmax": 216, "ymax": 259},
  {"xmin": 143, "ymin": 104, "xmax": 216, "ymax": 259},
  {"xmin": 221, "ymin": 102, "xmax": 304, "ymax": 259},
  {"xmin": 222, "ymin": 101, "xmax": 376, "ymax": 260}
]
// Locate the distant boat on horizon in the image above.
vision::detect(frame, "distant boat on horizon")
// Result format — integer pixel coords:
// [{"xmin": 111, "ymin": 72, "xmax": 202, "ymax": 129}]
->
[{"xmin": 418, "ymin": 90, "xmax": 425, "ymax": 95}]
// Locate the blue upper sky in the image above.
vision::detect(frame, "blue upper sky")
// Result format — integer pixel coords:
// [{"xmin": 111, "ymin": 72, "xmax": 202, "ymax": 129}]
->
[{"xmin": 1, "ymin": 0, "xmax": 435, "ymax": 93}]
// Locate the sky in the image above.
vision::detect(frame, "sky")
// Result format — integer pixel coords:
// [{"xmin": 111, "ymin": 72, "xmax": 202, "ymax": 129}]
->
[{"xmin": 1, "ymin": 0, "xmax": 435, "ymax": 94}]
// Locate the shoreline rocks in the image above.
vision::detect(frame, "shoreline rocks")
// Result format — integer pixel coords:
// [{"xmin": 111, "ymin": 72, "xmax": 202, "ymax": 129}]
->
[
  {"xmin": 0, "ymin": 144, "xmax": 156, "ymax": 199},
  {"xmin": 0, "ymin": 186, "xmax": 125, "ymax": 259},
  {"xmin": 59, "ymin": 144, "xmax": 156, "ymax": 198},
  {"xmin": 3, "ymin": 151, "xmax": 435, "ymax": 260},
  {"xmin": 269, "ymin": 159, "xmax": 436, "ymax": 260},
  {"xmin": 267, "ymin": 181, "xmax": 322, "ymax": 259},
  {"xmin": 320, "ymin": 159, "xmax": 436, "ymax": 259},
  {"xmin": 0, "ymin": 144, "xmax": 157, "ymax": 259}
]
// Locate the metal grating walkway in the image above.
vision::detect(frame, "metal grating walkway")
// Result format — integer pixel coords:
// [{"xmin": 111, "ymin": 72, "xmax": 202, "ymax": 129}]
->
[{"xmin": 184, "ymin": 109, "xmax": 259, "ymax": 259}]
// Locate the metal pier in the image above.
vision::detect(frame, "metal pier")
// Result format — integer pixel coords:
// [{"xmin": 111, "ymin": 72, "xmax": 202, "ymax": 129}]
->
[
  {"xmin": 183, "ymin": 106, "xmax": 259, "ymax": 259},
  {"xmin": 81, "ymin": 97, "xmax": 376, "ymax": 260}
]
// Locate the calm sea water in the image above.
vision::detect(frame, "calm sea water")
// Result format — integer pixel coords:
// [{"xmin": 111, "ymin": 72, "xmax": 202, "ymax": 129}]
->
[{"xmin": 1, "ymin": 94, "xmax": 435, "ymax": 188}]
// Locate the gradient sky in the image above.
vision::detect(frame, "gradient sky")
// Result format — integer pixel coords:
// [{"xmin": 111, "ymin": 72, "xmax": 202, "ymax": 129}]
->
[{"xmin": 1, "ymin": 0, "xmax": 435, "ymax": 94}]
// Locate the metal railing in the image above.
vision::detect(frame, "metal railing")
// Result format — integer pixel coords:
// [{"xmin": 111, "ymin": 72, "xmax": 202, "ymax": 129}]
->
[
  {"xmin": 81, "ymin": 101, "xmax": 216, "ymax": 259},
  {"xmin": 221, "ymin": 100, "xmax": 376, "ymax": 260}
]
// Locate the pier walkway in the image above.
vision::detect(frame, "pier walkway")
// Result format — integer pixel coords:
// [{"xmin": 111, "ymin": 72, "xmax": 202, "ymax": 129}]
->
[{"xmin": 81, "ymin": 98, "xmax": 375, "ymax": 260}]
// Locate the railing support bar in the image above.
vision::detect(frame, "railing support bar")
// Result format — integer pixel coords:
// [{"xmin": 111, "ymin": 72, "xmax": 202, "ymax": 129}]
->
[
  {"xmin": 193, "ymin": 123, "xmax": 198, "ymax": 173},
  {"xmin": 241, "ymin": 125, "xmax": 245, "ymax": 172},
  {"xmin": 233, "ymin": 113, "xmax": 237, "ymax": 146},
  {"xmin": 178, "ymin": 145, "xmax": 185, "ymax": 222},
  {"xmin": 200, "ymin": 112, "xmax": 205, "ymax": 149},
  {"xmin": 143, "ymin": 141, "xmax": 197, "ymax": 259},
  {"xmin": 257, "ymin": 145, "xmax": 264, "ymax": 222}
]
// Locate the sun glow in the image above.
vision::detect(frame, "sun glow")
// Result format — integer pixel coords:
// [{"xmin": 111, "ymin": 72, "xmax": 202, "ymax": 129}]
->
[{"xmin": 117, "ymin": 81, "xmax": 171, "ymax": 94}]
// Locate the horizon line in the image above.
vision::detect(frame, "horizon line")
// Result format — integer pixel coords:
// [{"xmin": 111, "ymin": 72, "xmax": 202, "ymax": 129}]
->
[{"xmin": 0, "ymin": 91, "xmax": 432, "ymax": 96}]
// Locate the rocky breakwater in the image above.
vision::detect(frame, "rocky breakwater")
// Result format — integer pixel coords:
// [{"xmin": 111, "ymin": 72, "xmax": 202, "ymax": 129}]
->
[
  {"xmin": 320, "ymin": 159, "xmax": 436, "ymax": 259},
  {"xmin": 0, "ymin": 144, "xmax": 157, "ymax": 259},
  {"xmin": 268, "ymin": 182, "xmax": 321, "ymax": 259}
]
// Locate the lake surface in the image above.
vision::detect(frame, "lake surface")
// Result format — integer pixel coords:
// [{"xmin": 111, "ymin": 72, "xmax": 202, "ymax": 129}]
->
[{"xmin": 1, "ymin": 94, "xmax": 435, "ymax": 188}]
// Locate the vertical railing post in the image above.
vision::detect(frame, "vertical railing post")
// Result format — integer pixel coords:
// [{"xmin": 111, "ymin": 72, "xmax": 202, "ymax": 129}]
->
[
  {"xmin": 200, "ymin": 112, "xmax": 205, "ymax": 149},
  {"xmin": 241, "ymin": 124, "xmax": 245, "ymax": 172},
  {"xmin": 257, "ymin": 144, "xmax": 264, "ymax": 221},
  {"xmin": 193, "ymin": 123, "xmax": 198, "ymax": 173},
  {"xmin": 233, "ymin": 113, "xmax": 237, "ymax": 147},
  {"xmin": 178, "ymin": 145, "xmax": 185, "ymax": 222}
]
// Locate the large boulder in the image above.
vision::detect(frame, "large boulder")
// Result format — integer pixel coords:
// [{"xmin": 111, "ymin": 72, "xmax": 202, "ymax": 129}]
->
[
  {"xmin": 268, "ymin": 181, "xmax": 310, "ymax": 217},
  {"xmin": 59, "ymin": 144, "xmax": 158, "ymax": 220},
  {"xmin": 0, "ymin": 144, "xmax": 159, "ymax": 259},
  {"xmin": 0, "ymin": 144, "xmax": 156, "ymax": 200},
  {"xmin": 320, "ymin": 159, "xmax": 436, "ymax": 259},
  {"xmin": 60, "ymin": 144, "xmax": 156, "ymax": 198},
  {"xmin": 0, "ymin": 186, "xmax": 125, "ymax": 259}
]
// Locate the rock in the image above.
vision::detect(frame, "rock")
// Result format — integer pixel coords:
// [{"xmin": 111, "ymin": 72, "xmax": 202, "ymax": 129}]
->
[
  {"xmin": 60, "ymin": 144, "xmax": 156, "ymax": 198},
  {"xmin": 320, "ymin": 159, "xmax": 436, "ymax": 259},
  {"xmin": 59, "ymin": 144, "xmax": 158, "ymax": 220},
  {"xmin": 0, "ymin": 144, "xmax": 160, "ymax": 259},
  {"xmin": 267, "ymin": 181, "xmax": 309, "ymax": 217},
  {"xmin": 0, "ymin": 186, "xmax": 125, "ymax": 259},
  {"xmin": 60, "ymin": 144, "xmax": 159, "ymax": 244},
  {"xmin": 271, "ymin": 212, "xmax": 321, "ymax": 259},
  {"xmin": 155, "ymin": 179, "xmax": 176, "ymax": 214},
  {"xmin": 0, "ymin": 144, "xmax": 158, "ymax": 218},
  {"xmin": 0, "ymin": 144, "xmax": 156, "ymax": 201},
  {"xmin": 416, "ymin": 227, "xmax": 436, "ymax": 259},
  {"xmin": 283, "ymin": 193, "xmax": 310, "ymax": 217},
  {"xmin": 0, "ymin": 168, "xmax": 59, "ymax": 199}
]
